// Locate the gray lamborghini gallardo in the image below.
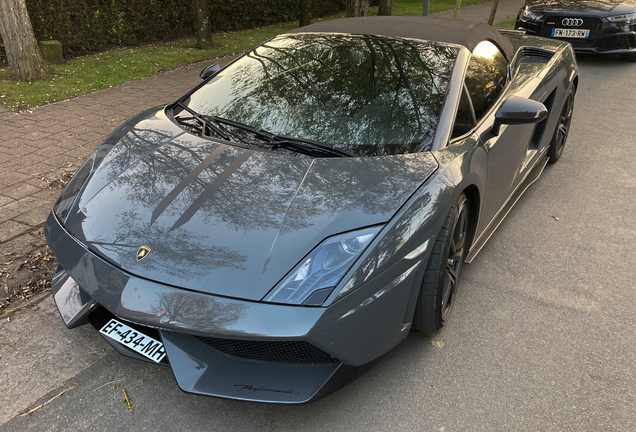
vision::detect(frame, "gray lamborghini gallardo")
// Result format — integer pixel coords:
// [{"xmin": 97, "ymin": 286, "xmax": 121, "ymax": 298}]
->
[{"xmin": 45, "ymin": 16, "xmax": 579, "ymax": 403}]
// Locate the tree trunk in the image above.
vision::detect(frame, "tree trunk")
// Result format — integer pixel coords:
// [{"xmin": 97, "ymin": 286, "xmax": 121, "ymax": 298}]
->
[
  {"xmin": 193, "ymin": 0, "xmax": 213, "ymax": 50},
  {"xmin": 378, "ymin": 0, "xmax": 392, "ymax": 16},
  {"xmin": 299, "ymin": 0, "xmax": 312, "ymax": 27},
  {"xmin": 0, "ymin": 0, "xmax": 47, "ymax": 81},
  {"xmin": 453, "ymin": 0, "xmax": 463, "ymax": 19},
  {"xmin": 488, "ymin": 0, "xmax": 500, "ymax": 25},
  {"xmin": 422, "ymin": 0, "xmax": 430, "ymax": 16},
  {"xmin": 346, "ymin": 0, "xmax": 369, "ymax": 17}
]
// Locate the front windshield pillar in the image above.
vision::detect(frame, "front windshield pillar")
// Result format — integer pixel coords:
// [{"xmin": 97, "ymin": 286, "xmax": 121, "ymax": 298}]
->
[{"xmin": 432, "ymin": 47, "xmax": 470, "ymax": 151}]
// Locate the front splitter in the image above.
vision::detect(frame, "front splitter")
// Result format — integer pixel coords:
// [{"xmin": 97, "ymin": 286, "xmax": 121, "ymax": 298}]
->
[{"xmin": 161, "ymin": 331, "xmax": 344, "ymax": 404}]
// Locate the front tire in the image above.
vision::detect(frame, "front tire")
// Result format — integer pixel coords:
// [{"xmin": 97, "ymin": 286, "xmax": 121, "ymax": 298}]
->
[
  {"xmin": 413, "ymin": 193, "xmax": 469, "ymax": 334},
  {"xmin": 547, "ymin": 86, "xmax": 575, "ymax": 164}
]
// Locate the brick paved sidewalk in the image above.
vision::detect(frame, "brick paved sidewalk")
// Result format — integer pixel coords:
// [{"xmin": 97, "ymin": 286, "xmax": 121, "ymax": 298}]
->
[
  {"xmin": 0, "ymin": 0, "xmax": 524, "ymax": 252},
  {"xmin": 0, "ymin": 55, "xmax": 241, "ymax": 250}
]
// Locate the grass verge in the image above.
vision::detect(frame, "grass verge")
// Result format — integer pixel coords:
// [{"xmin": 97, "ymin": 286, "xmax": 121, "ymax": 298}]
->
[
  {"xmin": 494, "ymin": 17, "xmax": 517, "ymax": 29},
  {"xmin": 0, "ymin": 0, "xmax": 490, "ymax": 111},
  {"xmin": 391, "ymin": 0, "xmax": 490, "ymax": 15}
]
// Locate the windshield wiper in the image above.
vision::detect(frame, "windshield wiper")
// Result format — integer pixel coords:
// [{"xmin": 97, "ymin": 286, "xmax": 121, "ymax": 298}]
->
[
  {"xmin": 210, "ymin": 115, "xmax": 353, "ymax": 158},
  {"xmin": 174, "ymin": 103, "xmax": 231, "ymax": 141},
  {"xmin": 266, "ymin": 140, "xmax": 345, "ymax": 158}
]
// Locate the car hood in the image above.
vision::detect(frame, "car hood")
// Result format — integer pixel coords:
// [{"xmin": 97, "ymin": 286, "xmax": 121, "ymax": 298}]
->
[
  {"xmin": 62, "ymin": 108, "xmax": 438, "ymax": 301},
  {"xmin": 526, "ymin": 0, "xmax": 636, "ymax": 16}
]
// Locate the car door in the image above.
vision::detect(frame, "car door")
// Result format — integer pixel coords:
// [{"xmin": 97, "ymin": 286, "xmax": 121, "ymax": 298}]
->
[{"xmin": 465, "ymin": 41, "xmax": 536, "ymax": 234}]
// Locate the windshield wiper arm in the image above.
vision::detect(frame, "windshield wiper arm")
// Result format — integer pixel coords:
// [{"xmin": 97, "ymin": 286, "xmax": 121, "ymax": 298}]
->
[
  {"xmin": 264, "ymin": 140, "xmax": 345, "ymax": 158},
  {"xmin": 211, "ymin": 116, "xmax": 353, "ymax": 158},
  {"xmin": 268, "ymin": 138, "xmax": 353, "ymax": 158},
  {"xmin": 272, "ymin": 135, "xmax": 354, "ymax": 158},
  {"xmin": 175, "ymin": 103, "xmax": 231, "ymax": 141}
]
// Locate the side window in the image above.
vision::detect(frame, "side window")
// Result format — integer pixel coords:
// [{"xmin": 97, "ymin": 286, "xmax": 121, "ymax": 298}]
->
[
  {"xmin": 451, "ymin": 86, "xmax": 475, "ymax": 139},
  {"xmin": 465, "ymin": 41, "xmax": 509, "ymax": 122}
]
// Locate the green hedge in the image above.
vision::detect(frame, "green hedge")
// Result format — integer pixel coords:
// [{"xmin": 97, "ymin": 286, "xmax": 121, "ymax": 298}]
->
[
  {"xmin": 211, "ymin": 0, "xmax": 344, "ymax": 31},
  {"xmin": 0, "ymin": 0, "xmax": 344, "ymax": 61}
]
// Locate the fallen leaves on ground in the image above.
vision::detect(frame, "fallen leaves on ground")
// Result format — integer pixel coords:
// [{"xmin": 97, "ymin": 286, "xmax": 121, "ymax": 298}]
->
[
  {"xmin": 31, "ymin": 167, "xmax": 77, "ymax": 190},
  {"xmin": 1, "ymin": 247, "xmax": 57, "ymax": 316}
]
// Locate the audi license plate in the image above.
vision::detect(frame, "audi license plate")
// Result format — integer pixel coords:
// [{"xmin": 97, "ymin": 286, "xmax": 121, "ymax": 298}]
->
[
  {"xmin": 552, "ymin": 28, "xmax": 590, "ymax": 38},
  {"xmin": 100, "ymin": 318, "xmax": 166, "ymax": 363}
]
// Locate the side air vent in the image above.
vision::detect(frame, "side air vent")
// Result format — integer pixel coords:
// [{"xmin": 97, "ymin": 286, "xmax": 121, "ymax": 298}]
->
[
  {"xmin": 530, "ymin": 88, "xmax": 557, "ymax": 148},
  {"xmin": 520, "ymin": 47, "xmax": 555, "ymax": 64}
]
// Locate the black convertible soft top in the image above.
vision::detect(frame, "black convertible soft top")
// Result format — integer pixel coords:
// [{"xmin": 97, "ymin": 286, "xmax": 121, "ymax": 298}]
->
[{"xmin": 286, "ymin": 16, "xmax": 514, "ymax": 60}]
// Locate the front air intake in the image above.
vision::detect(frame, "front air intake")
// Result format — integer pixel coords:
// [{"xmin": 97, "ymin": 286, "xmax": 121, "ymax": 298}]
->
[{"xmin": 195, "ymin": 336, "xmax": 339, "ymax": 364}]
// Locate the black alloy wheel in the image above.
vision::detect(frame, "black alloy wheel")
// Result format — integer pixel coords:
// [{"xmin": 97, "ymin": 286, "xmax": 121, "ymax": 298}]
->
[
  {"xmin": 548, "ymin": 87, "xmax": 575, "ymax": 163},
  {"xmin": 413, "ymin": 193, "xmax": 469, "ymax": 333}
]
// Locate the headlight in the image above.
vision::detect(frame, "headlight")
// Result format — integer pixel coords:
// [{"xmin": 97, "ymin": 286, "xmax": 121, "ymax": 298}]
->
[
  {"xmin": 607, "ymin": 12, "xmax": 636, "ymax": 23},
  {"xmin": 53, "ymin": 151, "xmax": 97, "ymax": 221},
  {"xmin": 520, "ymin": 7, "xmax": 543, "ymax": 22},
  {"xmin": 264, "ymin": 225, "xmax": 383, "ymax": 306}
]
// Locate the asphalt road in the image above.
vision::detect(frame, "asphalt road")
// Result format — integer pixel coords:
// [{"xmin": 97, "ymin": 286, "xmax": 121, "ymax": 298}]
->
[{"xmin": 2, "ymin": 55, "xmax": 635, "ymax": 431}]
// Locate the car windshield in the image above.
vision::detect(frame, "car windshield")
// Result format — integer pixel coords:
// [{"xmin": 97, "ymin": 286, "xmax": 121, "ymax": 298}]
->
[{"xmin": 183, "ymin": 35, "xmax": 458, "ymax": 156}]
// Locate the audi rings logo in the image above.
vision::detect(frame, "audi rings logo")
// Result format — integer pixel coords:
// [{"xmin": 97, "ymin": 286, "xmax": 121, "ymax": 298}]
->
[{"xmin": 562, "ymin": 18, "xmax": 583, "ymax": 27}]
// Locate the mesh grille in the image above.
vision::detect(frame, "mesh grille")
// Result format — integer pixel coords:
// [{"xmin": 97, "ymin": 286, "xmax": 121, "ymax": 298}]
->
[
  {"xmin": 542, "ymin": 16, "xmax": 602, "ymax": 44},
  {"xmin": 195, "ymin": 336, "xmax": 339, "ymax": 364},
  {"xmin": 598, "ymin": 36, "xmax": 618, "ymax": 51},
  {"xmin": 598, "ymin": 35, "xmax": 635, "ymax": 51},
  {"xmin": 531, "ymin": 88, "xmax": 557, "ymax": 148}
]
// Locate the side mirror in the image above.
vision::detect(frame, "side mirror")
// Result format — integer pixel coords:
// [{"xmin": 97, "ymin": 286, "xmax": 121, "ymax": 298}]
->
[
  {"xmin": 200, "ymin": 63, "xmax": 220, "ymax": 80},
  {"xmin": 492, "ymin": 96, "xmax": 548, "ymax": 136}
]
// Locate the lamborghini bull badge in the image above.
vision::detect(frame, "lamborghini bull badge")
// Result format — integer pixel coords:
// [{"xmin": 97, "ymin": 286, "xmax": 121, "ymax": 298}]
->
[{"xmin": 137, "ymin": 245, "xmax": 151, "ymax": 262}]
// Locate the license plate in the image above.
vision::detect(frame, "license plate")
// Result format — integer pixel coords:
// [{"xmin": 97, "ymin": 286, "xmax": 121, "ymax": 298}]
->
[
  {"xmin": 552, "ymin": 28, "xmax": 590, "ymax": 38},
  {"xmin": 100, "ymin": 318, "xmax": 166, "ymax": 363}
]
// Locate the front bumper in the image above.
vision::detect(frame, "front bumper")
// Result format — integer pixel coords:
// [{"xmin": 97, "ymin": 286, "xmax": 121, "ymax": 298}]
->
[
  {"xmin": 517, "ymin": 17, "xmax": 636, "ymax": 54},
  {"xmin": 45, "ymin": 211, "xmax": 422, "ymax": 403}
]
